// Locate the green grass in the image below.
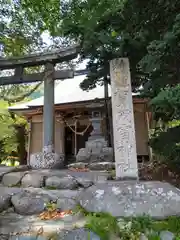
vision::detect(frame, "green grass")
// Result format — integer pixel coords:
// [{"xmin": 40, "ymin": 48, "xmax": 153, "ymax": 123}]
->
[
  {"xmin": 85, "ymin": 212, "xmax": 120, "ymax": 240},
  {"xmin": 74, "ymin": 206, "xmax": 180, "ymax": 240},
  {"xmin": 152, "ymin": 216, "xmax": 180, "ymax": 234}
]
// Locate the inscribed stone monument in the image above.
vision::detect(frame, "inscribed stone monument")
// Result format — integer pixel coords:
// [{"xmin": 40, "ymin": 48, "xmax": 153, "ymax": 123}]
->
[{"xmin": 110, "ymin": 58, "xmax": 138, "ymax": 179}]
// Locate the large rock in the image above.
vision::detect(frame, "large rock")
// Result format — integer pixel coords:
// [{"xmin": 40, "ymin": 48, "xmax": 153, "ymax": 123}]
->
[
  {"xmin": 59, "ymin": 228, "xmax": 100, "ymax": 240},
  {"xmin": 0, "ymin": 234, "xmax": 9, "ymax": 240},
  {"xmin": 24, "ymin": 187, "xmax": 81, "ymax": 201},
  {"xmin": 0, "ymin": 210, "xmax": 86, "ymax": 236},
  {"xmin": 0, "ymin": 194, "xmax": 11, "ymax": 212},
  {"xmin": 0, "ymin": 187, "xmax": 22, "ymax": 212},
  {"xmin": 76, "ymin": 148, "xmax": 91, "ymax": 162},
  {"xmin": 9, "ymin": 237, "xmax": 46, "ymax": 240},
  {"xmin": 2, "ymin": 172, "xmax": 26, "ymax": 186},
  {"xmin": 11, "ymin": 192, "xmax": 45, "ymax": 215},
  {"xmin": 75, "ymin": 177, "xmax": 93, "ymax": 188},
  {"xmin": 45, "ymin": 176, "xmax": 78, "ymax": 190},
  {"xmin": 57, "ymin": 198, "xmax": 78, "ymax": 211},
  {"xmin": 0, "ymin": 166, "xmax": 17, "ymax": 181},
  {"xmin": 78, "ymin": 181, "xmax": 180, "ymax": 219},
  {"xmin": 21, "ymin": 173, "xmax": 45, "ymax": 188},
  {"xmin": 159, "ymin": 231, "xmax": 175, "ymax": 240}
]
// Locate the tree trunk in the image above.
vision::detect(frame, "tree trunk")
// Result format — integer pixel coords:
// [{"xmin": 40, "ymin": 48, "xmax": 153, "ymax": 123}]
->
[
  {"xmin": 104, "ymin": 76, "xmax": 110, "ymax": 145},
  {"xmin": 15, "ymin": 124, "xmax": 27, "ymax": 165}
]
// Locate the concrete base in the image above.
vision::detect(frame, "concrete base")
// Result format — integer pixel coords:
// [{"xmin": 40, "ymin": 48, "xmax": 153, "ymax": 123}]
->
[
  {"xmin": 29, "ymin": 152, "xmax": 64, "ymax": 169},
  {"xmin": 76, "ymin": 138, "xmax": 113, "ymax": 164}
]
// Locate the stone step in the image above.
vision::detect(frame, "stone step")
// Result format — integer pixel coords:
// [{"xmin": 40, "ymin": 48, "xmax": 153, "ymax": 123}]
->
[
  {"xmin": 0, "ymin": 167, "xmax": 111, "ymax": 189},
  {"xmin": 0, "ymin": 211, "xmax": 86, "ymax": 236}
]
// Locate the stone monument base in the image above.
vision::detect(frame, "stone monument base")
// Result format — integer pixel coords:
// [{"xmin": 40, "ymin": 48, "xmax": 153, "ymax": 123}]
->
[
  {"xmin": 29, "ymin": 152, "xmax": 64, "ymax": 169},
  {"xmin": 76, "ymin": 138, "xmax": 114, "ymax": 164}
]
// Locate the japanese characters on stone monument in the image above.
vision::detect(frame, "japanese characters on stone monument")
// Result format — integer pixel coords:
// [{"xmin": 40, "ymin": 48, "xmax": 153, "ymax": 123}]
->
[{"xmin": 110, "ymin": 58, "xmax": 138, "ymax": 179}]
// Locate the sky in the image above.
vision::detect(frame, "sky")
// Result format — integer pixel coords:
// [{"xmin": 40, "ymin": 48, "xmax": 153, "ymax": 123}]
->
[{"xmin": 41, "ymin": 31, "xmax": 88, "ymax": 71}]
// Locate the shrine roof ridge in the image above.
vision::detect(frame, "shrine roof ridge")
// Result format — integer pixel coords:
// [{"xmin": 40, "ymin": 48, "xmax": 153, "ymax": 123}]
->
[{"xmin": 8, "ymin": 75, "xmax": 141, "ymax": 111}]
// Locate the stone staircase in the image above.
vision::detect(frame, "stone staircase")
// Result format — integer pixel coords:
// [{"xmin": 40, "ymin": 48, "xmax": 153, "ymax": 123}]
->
[
  {"xmin": 1, "ymin": 165, "xmax": 180, "ymax": 239},
  {"xmin": 0, "ymin": 166, "xmax": 110, "ymax": 239}
]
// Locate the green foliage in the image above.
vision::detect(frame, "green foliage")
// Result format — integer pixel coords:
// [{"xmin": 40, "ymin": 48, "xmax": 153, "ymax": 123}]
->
[
  {"xmin": 0, "ymin": 0, "xmax": 44, "ymax": 57},
  {"xmin": 149, "ymin": 85, "xmax": 180, "ymax": 165},
  {"xmin": 21, "ymin": 0, "xmax": 61, "ymax": 36},
  {"xmin": 85, "ymin": 212, "xmax": 120, "ymax": 240},
  {"xmin": 150, "ymin": 127, "xmax": 180, "ymax": 166},
  {"xmin": 17, "ymin": 0, "xmax": 180, "ymax": 94},
  {"xmin": 0, "ymin": 100, "xmax": 18, "ymax": 160},
  {"xmin": 2, "ymin": 0, "xmax": 180, "ymax": 166},
  {"xmin": 150, "ymin": 85, "xmax": 180, "ymax": 122},
  {"xmin": 152, "ymin": 216, "xmax": 180, "ymax": 234},
  {"xmin": 84, "ymin": 211, "xmax": 180, "ymax": 239},
  {"xmin": 130, "ymin": 215, "xmax": 153, "ymax": 234}
]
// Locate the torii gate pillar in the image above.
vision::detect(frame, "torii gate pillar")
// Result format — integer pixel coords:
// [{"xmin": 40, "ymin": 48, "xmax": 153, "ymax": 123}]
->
[
  {"xmin": 42, "ymin": 62, "xmax": 63, "ymax": 168},
  {"xmin": 30, "ymin": 63, "xmax": 64, "ymax": 169}
]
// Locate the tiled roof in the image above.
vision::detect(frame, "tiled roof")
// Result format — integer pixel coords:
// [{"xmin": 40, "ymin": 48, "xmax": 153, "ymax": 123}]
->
[{"xmin": 8, "ymin": 75, "xmax": 139, "ymax": 110}]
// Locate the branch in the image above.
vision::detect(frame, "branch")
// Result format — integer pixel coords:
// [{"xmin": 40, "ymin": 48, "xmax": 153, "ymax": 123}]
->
[{"xmin": 0, "ymin": 82, "xmax": 42, "ymax": 103}]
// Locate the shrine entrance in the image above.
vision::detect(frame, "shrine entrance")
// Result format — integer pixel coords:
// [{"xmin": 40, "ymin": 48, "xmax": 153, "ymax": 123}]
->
[
  {"xmin": 65, "ymin": 126, "xmax": 74, "ymax": 157},
  {"xmin": 64, "ymin": 123, "xmax": 93, "ymax": 164}
]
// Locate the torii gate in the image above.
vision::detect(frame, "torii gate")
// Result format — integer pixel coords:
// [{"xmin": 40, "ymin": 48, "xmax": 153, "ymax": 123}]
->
[
  {"xmin": 0, "ymin": 48, "xmax": 139, "ymax": 179},
  {"xmin": 0, "ymin": 45, "xmax": 80, "ymax": 169}
]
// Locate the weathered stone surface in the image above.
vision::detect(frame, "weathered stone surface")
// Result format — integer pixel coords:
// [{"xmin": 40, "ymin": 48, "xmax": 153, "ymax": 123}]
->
[
  {"xmin": 21, "ymin": 173, "xmax": 45, "ymax": 188},
  {"xmin": 0, "ymin": 212, "xmax": 86, "ymax": 235},
  {"xmin": 59, "ymin": 228, "xmax": 100, "ymax": 240},
  {"xmin": 68, "ymin": 162, "xmax": 89, "ymax": 169},
  {"xmin": 30, "ymin": 152, "xmax": 64, "ymax": 169},
  {"xmin": 86, "ymin": 139, "xmax": 107, "ymax": 151},
  {"xmin": 2, "ymin": 172, "xmax": 26, "ymax": 186},
  {"xmin": 9, "ymin": 237, "xmax": 46, "ymax": 240},
  {"xmin": 0, "ymin": 234, "xmax": 9, "ymax": 240},
  {"xmin": 68, "ymin": 171, "xmax": 111, "ymax": 183},
  {"xmin": 12, "ymin": 165, "xmax": 31, "ymax": 172},
  {"xmin": 25, "ymin": 188, "xmax": 80, "ymax": 200},
  {"xmin": 101, "ymin": 147, "xmax": 114, "ymax": 162},
  {"xmin": 159, "ymin": 231, "xmax": 175, "ymax": 240},
  {"xmin": 75, "ymin": 177, "xmax": 93, "ymax": 188},
  {"xmin": 0, "ymin": 187, "xmax": 22, "ymax": 212},
  {"xmin": 110, "ymin": 58, "xmax": 138, "ymax": 179},
  {"xmin": 0, "ymin": 194, "xmax": 11, "ymax": 212},
  {"xmin": 89, "ymin": 162, "xmax": 115, "ymax": 171},
  {"xmin": 0, "ymin": 166, "xmax": 17, "ymax": 180},
  {"xmin": 89, "ymin": 153, "xmax": 102, "ymax": 163},
  {"xmin": 11, "ymin": 192, "xmax": 45, "ymax": 215},
  {"xmin": 57, "ymin": 198, "xmax": 78, "ymax": 211},
  {"xmin": 76, "ymin": 148, "xmax": 91, "ymax": 162},
  {"xmin": 30, "ymin": 169, "xmax": 68, "ymax": 179},
  {"xmin": 78, "ymin": 181, "xmax": 180, "ymax": 219},
  {"xmin": 0, "ymin": 166, "xmax": 31, "ymax": 182},
  {"xmin": 45, "ymin": 176, "xmax": 78, "ymax": 190}
]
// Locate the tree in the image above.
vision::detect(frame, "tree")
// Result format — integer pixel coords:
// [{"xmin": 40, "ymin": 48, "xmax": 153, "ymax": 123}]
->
[
  {"xmin": 7, "ymin": 0, "xmax": 180, "ymax": 164},
  {"xmin": 17, "ymin": 0, "xmax": 180, "ymax": 92}
]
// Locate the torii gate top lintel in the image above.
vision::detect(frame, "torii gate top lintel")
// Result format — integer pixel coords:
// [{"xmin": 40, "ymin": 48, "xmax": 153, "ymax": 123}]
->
[{"xmin": 0, "ymin": 44, "xmax": 79, "ymax": 70}]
